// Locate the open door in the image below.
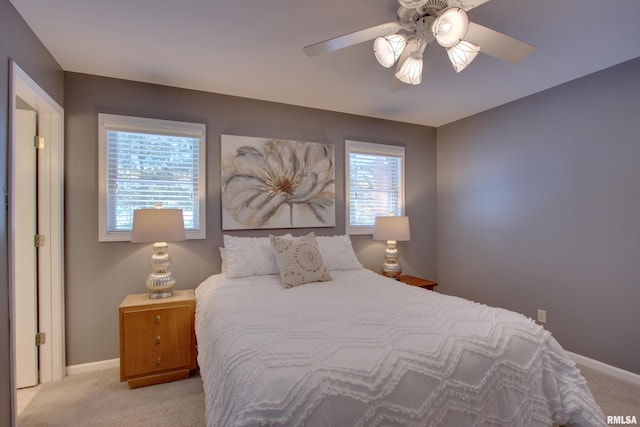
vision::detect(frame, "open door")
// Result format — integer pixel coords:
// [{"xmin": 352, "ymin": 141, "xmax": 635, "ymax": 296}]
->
[{"xmin": 14, "ymin": 108, "xmax": 39, "ymax": 389}]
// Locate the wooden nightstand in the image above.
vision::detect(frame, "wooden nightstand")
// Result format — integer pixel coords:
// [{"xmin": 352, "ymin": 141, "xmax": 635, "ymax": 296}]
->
[
  {"xmin": 119, "ymin": 289, "xmax": 197, "ymax": 388},
  {"xmin": 398, "ymin": 275, "xmax": 439, "ymax": 291}
]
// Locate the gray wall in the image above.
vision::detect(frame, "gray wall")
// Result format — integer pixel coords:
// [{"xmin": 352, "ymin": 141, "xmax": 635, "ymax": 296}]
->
[
  {"xmin": 1, "ymin": 0, "xmax": 64, "ymax": 422},
  {"xmin": 64, "ymin": 72, "xmax": 437, "ymax": 365},
  {"xmin": 437, "ymin": 57, "xmax": 640, "ymax": 374}
]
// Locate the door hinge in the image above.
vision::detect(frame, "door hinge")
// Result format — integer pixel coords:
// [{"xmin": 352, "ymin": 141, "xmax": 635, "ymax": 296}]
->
[
  {"xmin": 36, "ymin": 332, "xmax": 46, "ymax": 346},
  {"xmin": 34, "ymin": 135, "xmax": 45, "ymax": 149},
  {"xmin": 34, "ymin": 234, "xmax": 46, "ymax": 247}
]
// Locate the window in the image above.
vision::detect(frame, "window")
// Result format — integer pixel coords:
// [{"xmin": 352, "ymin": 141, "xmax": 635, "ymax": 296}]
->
[
  {"xmin": 98, "ymin": 114, "xmax": 206, "ymax": 242},
  {"xmin": 346, "ymin": 140, "xmax": 405, "ymax": 235}
]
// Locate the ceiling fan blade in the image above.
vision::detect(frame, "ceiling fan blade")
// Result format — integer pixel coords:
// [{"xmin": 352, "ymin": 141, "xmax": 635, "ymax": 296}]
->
[
  {"xmin": 304, "ymin": 22, "xmax": 402, "ymax": 57},
  {"xmin": 464, "ymin": 22, "xmax": 535, "ymax": 64},
  {"xmin": 448, "ymin": 0, "xmax": 492, "ymax": 12}
]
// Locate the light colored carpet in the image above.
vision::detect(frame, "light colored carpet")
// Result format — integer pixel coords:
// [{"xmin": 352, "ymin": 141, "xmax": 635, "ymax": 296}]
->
[
  {"xmin": 18, "ymin": 368, "xmax": 205, "ymax": 426},
  {"xmin": 18, "ymin": 364, "xmax": 640, "ymax": 426},
  {"xmin": 577, "ymin": 365, "xmax": 640, "ymax": 421}
]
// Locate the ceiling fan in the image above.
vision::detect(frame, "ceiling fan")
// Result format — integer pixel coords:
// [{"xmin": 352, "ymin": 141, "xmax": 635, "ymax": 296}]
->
[{"xmin": 303, "ymin": 0, "xmax": 535, "ymax": 86}]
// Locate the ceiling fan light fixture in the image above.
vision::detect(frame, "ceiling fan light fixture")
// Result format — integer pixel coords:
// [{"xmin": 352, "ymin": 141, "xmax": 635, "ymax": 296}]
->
[
  {"xmin": 398, "ymin": 0, "xmax": 429, "ymax": 8},
  {"xmin": 432, "ymin": 8, "xmax": 469, "ymax": 48},
  {"xmin": 447, "ymin": 40, "xmax": 480, "ymax": 73},
  {"xmin": 395, "ymin": 52, "xmax": 423, "ymax": 85},
  {"xmin": 374, "ymin": 34, "xmax": 407, "ymax": 68}
]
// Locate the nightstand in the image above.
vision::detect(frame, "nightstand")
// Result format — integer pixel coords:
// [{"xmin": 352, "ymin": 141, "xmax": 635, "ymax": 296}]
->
[
  {"xmin": 119, "ymin": 289, "xmax": 197, "ymax": 388},
  {"xmin": 398, "ymin": 275, "xmax": 439, "ymax": 291}
]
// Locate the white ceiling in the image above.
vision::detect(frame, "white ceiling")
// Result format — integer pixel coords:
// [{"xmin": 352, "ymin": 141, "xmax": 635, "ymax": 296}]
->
[{"xmin": 10, "ymin": 0, "xmax": 640, "ymax": 127}]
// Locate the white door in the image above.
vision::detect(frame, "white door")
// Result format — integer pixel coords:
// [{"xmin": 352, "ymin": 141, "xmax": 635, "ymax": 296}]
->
[{"xmin": 15, "ymin": 108, "xmax": 39, "ymax": 389}]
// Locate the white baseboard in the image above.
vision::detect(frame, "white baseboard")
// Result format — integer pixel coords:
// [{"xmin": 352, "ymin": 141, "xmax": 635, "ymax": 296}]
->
[
  {"xmin": 567, "ymin": 351, "xmax": 640, "ymax": 386},
  {"xmin": 66, "ymin": 358, "xmax": 120, "ymax": 376}
]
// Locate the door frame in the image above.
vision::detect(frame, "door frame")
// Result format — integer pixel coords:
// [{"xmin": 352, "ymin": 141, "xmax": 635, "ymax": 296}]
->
[{"xmin": 8, "ymin": 60, "xmax": 65, "ymax": 404}]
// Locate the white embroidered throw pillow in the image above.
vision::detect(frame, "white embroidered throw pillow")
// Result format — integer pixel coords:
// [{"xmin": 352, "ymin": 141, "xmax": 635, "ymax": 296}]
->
[{"xmin": 270, "ymin": 232, "xmax": 332, "ymax": 288}]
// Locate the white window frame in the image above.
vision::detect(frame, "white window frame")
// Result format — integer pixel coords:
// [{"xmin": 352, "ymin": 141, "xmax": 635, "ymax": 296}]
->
[
  {"xmin": 345, "ymin": 140, "xmax": 405, "ymax": 235},
  {"xmin": 98, "ymin": 113, "xmax": 206, "ymax": 242}
]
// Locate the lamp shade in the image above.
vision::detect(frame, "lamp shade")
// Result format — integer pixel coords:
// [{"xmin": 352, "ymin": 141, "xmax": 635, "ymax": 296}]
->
[
  {"xmin": 131, "ymin": 209, "xmax": 186, "ymax": 243},
  {"xmin": 432, "ymin": 7, "xmax": 469, "ymax": 48},
  {"xmin": 374, "ymin": 34, "xmax": 407, "ymax": 68},
  {"xmin": 447, "ymin": 40, "xmax": 480, "ymax": 73},
  {"xmin": 373, "ymin": 216, "xmax": 411, "ymax": 242},
  {"xmin": 395, "ymin": 53, "xmax": 423, "ymax": 85}
]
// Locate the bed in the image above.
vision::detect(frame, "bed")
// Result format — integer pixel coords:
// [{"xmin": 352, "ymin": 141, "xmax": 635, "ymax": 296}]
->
[{"xmin": 195, "ymin": 234, "xmax": 605, "ymax": 426}]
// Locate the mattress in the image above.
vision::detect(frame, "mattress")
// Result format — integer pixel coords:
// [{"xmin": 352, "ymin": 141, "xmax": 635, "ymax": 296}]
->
[{"xmin": 195, "ymin": 268, "xmax": 605, "ymax": 426}]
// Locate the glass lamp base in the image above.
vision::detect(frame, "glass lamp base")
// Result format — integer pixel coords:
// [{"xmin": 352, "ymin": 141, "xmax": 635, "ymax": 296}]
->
[
  {"xmin": 381, "ymin": 239, "xmax": 402, "ymax": 279},
  {"xmin": 146, "ymin": 242, "xmax": 176, "ymax": 299},
  {"xmin": 381, "ymin": 262, "xmax": 402, "ymax": 279},
  {"xmin": 148, "ymin": 290, "xmax": 174, "ymax": 299}
]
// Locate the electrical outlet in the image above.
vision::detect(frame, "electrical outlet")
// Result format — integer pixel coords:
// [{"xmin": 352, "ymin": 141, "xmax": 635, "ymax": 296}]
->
[{"xmin": 537, "ymin": 309, "xmax": 547, "ymax": 324}]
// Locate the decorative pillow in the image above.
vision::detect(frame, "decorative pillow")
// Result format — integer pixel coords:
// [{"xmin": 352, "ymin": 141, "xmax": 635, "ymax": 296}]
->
[
  {"xmin": 223, "ymin": 234, "xmax": 292, "ymax": 278},
  {"xmin": 315, "ymin": 235, "xmax": 363, "ymax": 271},
  {"xmin": 270, "ymin": 232, "xmax": 332, "ymax": 288}
]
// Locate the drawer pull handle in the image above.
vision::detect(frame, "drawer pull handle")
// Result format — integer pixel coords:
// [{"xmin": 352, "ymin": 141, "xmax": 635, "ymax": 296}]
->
[
  {"xmin": 155, "ymin": 336, "xmax": 161, "ymax": 345},
  {"xmin": 155, "ymin": 315, "xmax": 161, "ymax": 324},
  {"xmin": 157, "ymin": 357, "xmax": 162, "ymax": 366}
]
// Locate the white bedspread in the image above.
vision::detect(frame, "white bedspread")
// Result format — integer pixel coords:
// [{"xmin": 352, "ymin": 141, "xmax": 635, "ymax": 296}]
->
[{"xmin": 195, "ymin": 269, "xmax": 605, "ymax": 427}]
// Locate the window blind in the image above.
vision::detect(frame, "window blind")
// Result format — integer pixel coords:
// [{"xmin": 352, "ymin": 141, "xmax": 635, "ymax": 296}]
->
[
  {"xmin": 349, "ymin": 152, "xmax": 403, "ymax": 227},
  {"xmin": 106, "ymin": 130, "xmax": 201, "ymax": 233}
]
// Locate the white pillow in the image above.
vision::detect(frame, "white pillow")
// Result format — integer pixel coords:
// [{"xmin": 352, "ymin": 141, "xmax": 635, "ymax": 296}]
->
[
  {"xmin": 315, "ymin": 235, "xmax": 363, "ymax": 271},
  {"xmin": 219, "ymin": 247, "xmax": 227, "ymax": 274},
  {"xmin": 270, "ymin": 232, "xmax": 332, "ymax": 288},
  {"xmin": 223, "ymin": 234, "xmax": 291, "ymax": 278}
]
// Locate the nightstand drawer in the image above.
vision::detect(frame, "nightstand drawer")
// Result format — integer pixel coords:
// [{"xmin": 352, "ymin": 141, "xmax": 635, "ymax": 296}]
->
[
  {"xmin": 123, "ymin": 305, "xmax": 192, "ymax": 354},
  {"xmin": 124, "ymin": 346, "xmax": 193, "ymax": 377}
]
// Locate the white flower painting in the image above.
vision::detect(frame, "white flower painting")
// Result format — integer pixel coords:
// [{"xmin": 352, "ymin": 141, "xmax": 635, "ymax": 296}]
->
[{"xmin": 221, "ymin": 135, "xmax": 335, "ymax": 230}]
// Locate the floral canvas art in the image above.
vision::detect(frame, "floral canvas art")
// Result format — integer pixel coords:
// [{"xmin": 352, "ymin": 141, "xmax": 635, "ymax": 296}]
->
[{"xmin": 221, "ymin": 135, "xmax": 335, "ymax": 230}]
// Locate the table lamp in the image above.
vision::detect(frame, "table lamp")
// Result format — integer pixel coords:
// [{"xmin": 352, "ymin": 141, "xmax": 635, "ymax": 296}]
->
[
  {"xmin": 131, "ymin": 208, "xmax": 185, "ymax": 298},
  {"xmin": 373, "ymin": 215, "xmax": 410, "ymax": 279}
]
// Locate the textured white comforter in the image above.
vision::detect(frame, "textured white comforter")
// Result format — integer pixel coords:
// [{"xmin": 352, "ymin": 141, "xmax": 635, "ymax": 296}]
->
[{"xmin": 195, "ymin": 269, "xmax": 605, "ymax": 427}]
